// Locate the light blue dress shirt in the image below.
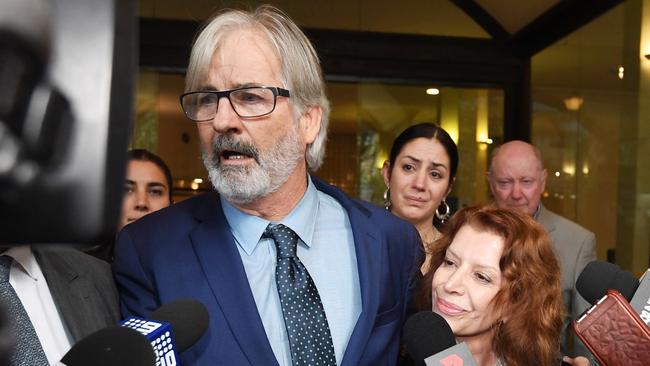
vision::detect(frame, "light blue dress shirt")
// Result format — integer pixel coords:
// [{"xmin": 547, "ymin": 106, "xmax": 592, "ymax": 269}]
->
[{"xmin": 221, "ymin": 177, "xmax": 361, "ymax": 366}]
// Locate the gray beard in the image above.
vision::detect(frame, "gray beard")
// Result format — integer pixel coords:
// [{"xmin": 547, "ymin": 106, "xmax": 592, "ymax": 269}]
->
[{"xmin": 202, "ymin": 128, "xmax": 302, "ymax": 205}]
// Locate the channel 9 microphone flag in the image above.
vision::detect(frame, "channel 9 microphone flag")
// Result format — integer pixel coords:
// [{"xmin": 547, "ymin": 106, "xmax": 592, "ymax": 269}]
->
[
  {"xmin": 121, "ymin": 316, "xmax": 178, "ymax": 366},
  {"xmin": 120, "ymin": 299, "xmax": 210, "ymax": 366}
]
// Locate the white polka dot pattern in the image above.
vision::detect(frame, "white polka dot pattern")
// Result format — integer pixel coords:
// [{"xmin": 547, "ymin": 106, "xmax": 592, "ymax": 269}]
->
[{"xmin": 264, "ymin": 224, "xmax": 337, "ymax": 366}]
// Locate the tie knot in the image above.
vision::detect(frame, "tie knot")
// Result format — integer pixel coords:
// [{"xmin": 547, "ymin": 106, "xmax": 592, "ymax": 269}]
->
[
  {"xmin": 0, "ymin": 255, "xmax": 13, "ymax": 283},
  {"xmin": 264, "ymin": 224, "xmax": 299, "ymax": 259}
]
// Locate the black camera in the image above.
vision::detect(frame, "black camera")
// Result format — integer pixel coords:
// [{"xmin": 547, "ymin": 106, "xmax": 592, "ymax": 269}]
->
[{"xmin": 0, "ymin": 0, "xmax": 136, "ymax": 244}]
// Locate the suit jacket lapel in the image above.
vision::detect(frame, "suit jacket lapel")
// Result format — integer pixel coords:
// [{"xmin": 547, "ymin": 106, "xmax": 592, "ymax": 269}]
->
[
  {"xmin": 537, "ymin": 204, "xmax": 557, "ymax": 233},
  {"xmin": 189, "ymin": 194, "xmax": 278, "ymax": 366},
  {"xmin": 313, "ymin": 179, "xmax": 381, "ymax": 366}
]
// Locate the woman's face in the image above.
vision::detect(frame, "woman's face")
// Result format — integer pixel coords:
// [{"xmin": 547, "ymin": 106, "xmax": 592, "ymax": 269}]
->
[
  {"xmin": 431, "ymin": 224, "xmax": 505, "ymax": 339},
  {"xmin": 382, "ymin": 137, "xmax": 451, "ymax": 227},
  {"xmin": 118, "ymin": 160, "xmax": 171, "ymax": 231}
]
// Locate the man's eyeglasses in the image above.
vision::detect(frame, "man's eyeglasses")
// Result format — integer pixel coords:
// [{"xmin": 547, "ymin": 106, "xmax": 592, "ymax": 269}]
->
[{"xmin": 179, "ymin": 86, "xmax": 291, "ymax": 122}]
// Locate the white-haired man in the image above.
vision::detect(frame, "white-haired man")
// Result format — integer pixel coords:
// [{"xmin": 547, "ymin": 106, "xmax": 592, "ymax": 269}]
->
[
  {"xmin": 113, "ymin": 5, "xmax": 420, "ymax": 365},
  {"xmin": 487, "ymin": 140, "xmax": 597, "ymax": 357}
]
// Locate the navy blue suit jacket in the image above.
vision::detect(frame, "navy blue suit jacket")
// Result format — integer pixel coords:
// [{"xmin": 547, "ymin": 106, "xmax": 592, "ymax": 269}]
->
[{"xmin": 112, "ymin": 178, "xmax": 421, "ymax": 365}]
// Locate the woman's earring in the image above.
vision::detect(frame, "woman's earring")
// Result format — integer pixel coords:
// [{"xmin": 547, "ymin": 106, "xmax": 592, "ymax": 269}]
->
[
  {"xmin": 435, "ymin": 198, "xmax": 451, "ymax": 223},
  {"xmin": 383, "ymin": 188, "xmax": 391, "ymax": 210}
]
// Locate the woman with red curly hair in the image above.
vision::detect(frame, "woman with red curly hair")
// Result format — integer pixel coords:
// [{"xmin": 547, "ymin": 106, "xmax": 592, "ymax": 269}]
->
[{"xmin": 418, "ymin": 205, "xmax": 589, "ymax": 366}]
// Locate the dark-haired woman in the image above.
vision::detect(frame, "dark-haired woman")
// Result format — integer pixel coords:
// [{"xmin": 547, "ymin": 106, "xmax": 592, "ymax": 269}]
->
[{"xmin": 382, "ymin": 122, "xmax": 458, "ymax": 272}]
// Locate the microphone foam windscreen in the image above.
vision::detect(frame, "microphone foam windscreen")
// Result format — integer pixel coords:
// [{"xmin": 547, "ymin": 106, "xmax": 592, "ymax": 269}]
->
[
  {"xmin": 61, "ymin": 326, "xmax": 155, "ymax": 366},
  {"xmin": 576, "ymin": 261, "xmax": 638, "ymax": 304},
  {"xmin": 150, "ymin": 299, "xmax": 209, "ymax": 352},
  {"xmin": 403, "ymin": 311, "xmax": 456, "ymax": 365}
]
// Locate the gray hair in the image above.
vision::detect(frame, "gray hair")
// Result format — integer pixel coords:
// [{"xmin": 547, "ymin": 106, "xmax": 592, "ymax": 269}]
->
[{"xmin": 185, "ymin": 5, "xmax": 329, "ymax": 171}]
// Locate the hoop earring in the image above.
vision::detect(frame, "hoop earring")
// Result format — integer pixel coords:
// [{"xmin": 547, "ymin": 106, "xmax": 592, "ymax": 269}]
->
[
  {"xmin": 435, "ymin": 198, "xmax": 451, "ymax": 223},
  {"xmin": 383, "ymin": 188, "xmax": 391, "ymax": 210}
]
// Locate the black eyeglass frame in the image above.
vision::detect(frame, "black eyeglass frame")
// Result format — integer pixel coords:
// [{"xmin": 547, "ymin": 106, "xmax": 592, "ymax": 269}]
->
[{"xmin": 179, "ymin": 86, "xmax": 291, "ymax": 122}]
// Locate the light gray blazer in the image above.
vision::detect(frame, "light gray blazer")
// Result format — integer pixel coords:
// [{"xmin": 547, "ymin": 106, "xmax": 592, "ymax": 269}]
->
[
  {"xmin": 537, "ymin": 204, "xmax": 597, "ymax": 356},
  {"xmin": 33, "ymin": 246, "xmax": 120, "ymax": 342}
]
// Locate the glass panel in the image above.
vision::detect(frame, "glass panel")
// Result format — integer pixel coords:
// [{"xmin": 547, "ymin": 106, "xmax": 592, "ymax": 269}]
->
[
  {"xmin": 135, "ymin": 72, "xmax": 209, "ymax": 201},
  {"xmin": 531, "ymin": 1, "xmax": 650, "ymax": 273},
  {"xmin": 135, "ymin": 75, "xmax": 504, "ymax": 211},
  {"xmin": 320, "ymin": 82, "xmax": 503, "ymax": 211}
]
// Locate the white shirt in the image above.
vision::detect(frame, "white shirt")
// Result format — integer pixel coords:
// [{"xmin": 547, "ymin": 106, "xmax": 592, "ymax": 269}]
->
[{"xmin": 3, "ymin": 246, "xmax": 72, "ymax": 365}]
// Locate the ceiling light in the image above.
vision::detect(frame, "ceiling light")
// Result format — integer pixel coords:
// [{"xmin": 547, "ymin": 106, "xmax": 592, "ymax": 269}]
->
[
  {"xmin": 426, "ymin": 88, "xmax": 439, "ymax": 95},
  {"xmin": 563, "ymin": 96, "xmax": 584, "ymax": 111}
]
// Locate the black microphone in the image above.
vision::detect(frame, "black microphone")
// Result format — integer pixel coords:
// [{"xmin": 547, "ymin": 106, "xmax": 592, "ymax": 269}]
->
[
  {"xmin": 121, "ymin": 299, "xmax": 209, "ymax": 363},
  {"xmin": 576, "ymin": 260, "xmax": 638, "ymax": 304},
  {"xmin": 59, "ymin": 326, "xmax": 155, "ymax": 366},
  {"xmin": 149, "ymin": 298, "xmax": 209, "ymax": 352},
  {"xmin": 576, "ymin": 260, "xmax": 650, "ymax": 324},
  {"xmin": 403, "ymin": 311, "xmax": 477, "ymax": 366}
]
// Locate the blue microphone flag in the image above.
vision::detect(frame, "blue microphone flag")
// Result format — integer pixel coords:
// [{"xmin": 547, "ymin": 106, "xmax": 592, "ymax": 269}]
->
[{"xmin": 121, "ymin": 317, "xmax": 179, "ymax": 366}]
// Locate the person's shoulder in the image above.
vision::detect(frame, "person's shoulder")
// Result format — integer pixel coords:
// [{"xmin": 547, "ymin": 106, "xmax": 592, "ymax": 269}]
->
[
  {"xmin": 128, "ymin": 192, "xmax": 219, "ymax": 230},
  {"xmin": 33, "ymin": 245, "xmax": 111, "ymax": 274},
  {"xmin": 314, "ymin": 178, "xmax": 411, "ymax": 226},
  {"xmin": 542, "ymin": 206, "xmax": 594, "ymax": 237}
]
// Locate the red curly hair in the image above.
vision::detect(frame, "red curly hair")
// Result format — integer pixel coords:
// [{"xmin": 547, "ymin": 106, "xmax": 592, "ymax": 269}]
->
[{"xmin": 418, "ymin": 204, "xmax": 564, "ymax": 366}]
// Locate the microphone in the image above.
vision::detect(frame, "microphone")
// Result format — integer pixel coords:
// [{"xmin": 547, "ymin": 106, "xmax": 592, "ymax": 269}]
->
[
  {"xmin": 574, "ymin": 261, "xmax": 650, "ymax": 364},
  {"xmin": 576, "ymin": 261, "xmax": 638, "ymax": 304},
  {"xmin": 576, "ymin": 260, "xmax": 650, "ymax": 326},
  {"xmin": 403, "ymin": 311, "xmax": 477, "ymax": 366},
  {"xmin": 121, "ymin": 299, "xmax": 209, "ymax": 364},
  {"xmin": 573, "ymin": 289, "xmax": 650, "ymax": 366},
  {"xmin": 59, "ymin": 326, "xmax": 155, "ymax": 366}
]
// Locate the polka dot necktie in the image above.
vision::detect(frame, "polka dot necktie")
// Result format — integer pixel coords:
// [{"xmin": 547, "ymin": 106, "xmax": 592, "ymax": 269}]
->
[
  {"xmin": 264, "ymin": 224, "xmax": 337, "ymax": 366},
  {"xmin": 0, "ymin": 255, "xmax": 49, "ymax": 366}
]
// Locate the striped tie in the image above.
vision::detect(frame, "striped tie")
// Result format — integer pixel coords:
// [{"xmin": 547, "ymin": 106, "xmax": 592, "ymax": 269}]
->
[{"xmin": 0, "ymin": 255, "xmax": 48, "ymax": 366}]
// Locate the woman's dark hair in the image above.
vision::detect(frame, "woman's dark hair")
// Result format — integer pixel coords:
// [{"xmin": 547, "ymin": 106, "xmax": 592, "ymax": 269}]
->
[
  {"xmin": 388, "ymin": 123, "xmax": 458, "ymax": 228},
  {"xmin": 388, "ymin": 122, "xmax": 458, "ymax": 185},
  {"xmin": 127, "ymin": 149, "xmax": 173, "ymax": 201}
]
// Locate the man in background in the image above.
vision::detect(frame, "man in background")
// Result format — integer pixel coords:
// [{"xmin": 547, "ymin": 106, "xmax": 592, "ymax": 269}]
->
[
  {"xmin": 1, "ymin": 245, "xmax": 120, "ymax": 365},
  {"xmin": 487, "ymin": 140, "xmax": 597, "ymax": 356},
  {"xmin": 113, "ymin": 5, "xmax": 420, "ymax": 365}
]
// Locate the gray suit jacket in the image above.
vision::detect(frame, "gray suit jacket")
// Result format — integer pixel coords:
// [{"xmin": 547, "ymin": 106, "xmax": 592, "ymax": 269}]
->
[
  {"xmin": 537, "ymin": 205, "xmax": 597, "ymax": 356},
  {"xmin": 33, "ymin": 246, "xmax": 120, "ymax": 342}
]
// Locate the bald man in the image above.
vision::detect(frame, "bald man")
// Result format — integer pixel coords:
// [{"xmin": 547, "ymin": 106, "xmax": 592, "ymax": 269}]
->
[{"xmin": 486, "ymin": 140, "xmax": 596, "ymax": 357}]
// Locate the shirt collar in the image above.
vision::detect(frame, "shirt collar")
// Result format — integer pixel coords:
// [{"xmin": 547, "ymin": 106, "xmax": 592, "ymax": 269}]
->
[
  {"xmin": 532, "ymin": 203, "xmax": 541, "ymax": 220},
  {"xmin": 221, "ymin": 176, "xmax": 319, "ymax": 255},
  {"xmin": 2, "ymin": 245, "xmax": 38, "ymax": 280}
]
